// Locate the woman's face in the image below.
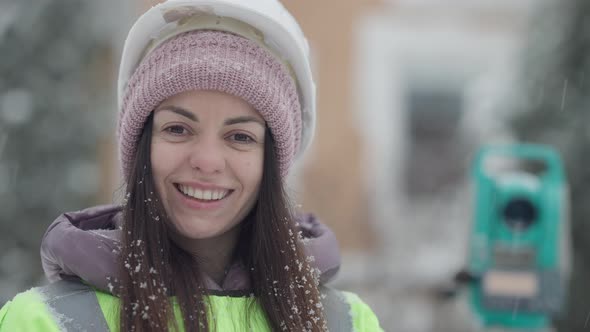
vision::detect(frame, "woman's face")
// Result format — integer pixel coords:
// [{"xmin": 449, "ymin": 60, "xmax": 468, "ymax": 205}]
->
[{"xmin": 151, "ymin": 90, "xmax": 265, "ymax": 245}]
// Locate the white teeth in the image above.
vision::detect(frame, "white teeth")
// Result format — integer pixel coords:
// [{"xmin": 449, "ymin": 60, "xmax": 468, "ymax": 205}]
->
[
  {"xmin": 194, "ymin": 188, "xmax": 203, "ymax": 198},
  {"xmin": 178, "ymin": 185, "xmax": 227, "ymax": 201}
]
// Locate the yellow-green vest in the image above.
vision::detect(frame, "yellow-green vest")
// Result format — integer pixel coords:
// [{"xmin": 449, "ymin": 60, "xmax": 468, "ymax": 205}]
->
[{"xmin": 0, "ymin": 280, "xmax": 383, "ymax": 331}]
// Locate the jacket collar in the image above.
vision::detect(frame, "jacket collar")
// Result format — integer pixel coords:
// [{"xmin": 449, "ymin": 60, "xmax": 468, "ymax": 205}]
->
[{"xmin": 41, "ymin": 204, "xmax": 341, "ymax": 294}]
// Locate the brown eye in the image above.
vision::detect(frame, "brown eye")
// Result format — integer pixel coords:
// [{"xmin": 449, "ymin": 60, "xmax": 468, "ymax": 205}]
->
[
  {"xmin": 165, "ymin": 125, "xmax": 186, "ymax": 135},
  {"xmin": 230, "ymin": 133, "xmax": 255, "ymax": 143}
]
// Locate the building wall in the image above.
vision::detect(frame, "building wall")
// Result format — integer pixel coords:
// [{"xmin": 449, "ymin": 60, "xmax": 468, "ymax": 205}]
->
[
  {"xmin": 281, "ymin": 0, "xmax": 382, "ymax": 251},
  {"xmin": 346, "ymin": 2, "xmax": 535, "ymax": 331}
]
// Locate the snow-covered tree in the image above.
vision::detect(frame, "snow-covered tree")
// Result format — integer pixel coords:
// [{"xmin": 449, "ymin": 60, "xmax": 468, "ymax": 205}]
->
[
  {"xmin": 508, "ymin": 0, "xmax": 590, "ymax": 330},
  {"xmin": 0, "ymin": 0, "xmax": 128, "ymax": 303}
]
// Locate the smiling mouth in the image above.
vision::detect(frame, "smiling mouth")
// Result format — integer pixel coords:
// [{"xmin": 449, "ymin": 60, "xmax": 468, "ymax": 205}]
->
[{"xmin": 174, "ymin": 184, "xmax": 232, "ymax": 202}]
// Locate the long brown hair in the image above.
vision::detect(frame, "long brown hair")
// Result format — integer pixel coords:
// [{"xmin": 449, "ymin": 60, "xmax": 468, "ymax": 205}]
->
[{"xmin": 118, "ymin": 113, "xmax": 327, "ymax": 331}]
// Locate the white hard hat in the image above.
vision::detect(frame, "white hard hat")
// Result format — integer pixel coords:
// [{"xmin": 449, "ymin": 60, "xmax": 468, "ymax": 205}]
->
[{"xmin": 117, "ymin": 0, "xmax": 316, "ymax": 161}]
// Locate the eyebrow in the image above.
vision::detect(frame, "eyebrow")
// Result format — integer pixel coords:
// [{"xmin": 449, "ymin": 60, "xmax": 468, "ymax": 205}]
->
[
  {"xmin": 158, "ymin": 106, "xmax": 198, "ymax": 121},
  {"xmin": 158, "ymin": 106, "xmax": 265, "ymax": 127},
  {"xmin": 224, "ymin": 116, "xmax": 266, "ymax": 127}
]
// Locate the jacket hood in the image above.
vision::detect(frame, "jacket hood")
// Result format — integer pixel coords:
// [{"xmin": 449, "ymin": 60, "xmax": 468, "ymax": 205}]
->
[{"xmin": 41, "ymin": 204, "xmax": 341, "ymax": 294}]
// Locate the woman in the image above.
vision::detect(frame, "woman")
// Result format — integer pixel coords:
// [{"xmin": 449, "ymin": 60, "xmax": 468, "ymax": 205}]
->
[{"xmin": 0, "ymin": 0, "xmax": 382, "ymax": 331}]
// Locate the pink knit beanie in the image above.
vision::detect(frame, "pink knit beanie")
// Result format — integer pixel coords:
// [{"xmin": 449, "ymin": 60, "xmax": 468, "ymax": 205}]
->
[{"xmin": 118, "ymin": 30, "xmax": 301, "ymax": 180}]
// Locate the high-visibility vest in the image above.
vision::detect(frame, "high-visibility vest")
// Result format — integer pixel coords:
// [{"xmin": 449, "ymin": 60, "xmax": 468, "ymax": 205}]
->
[{"xmin": 39, "ymin": 279, "xmax": 354, "ymax": 331}]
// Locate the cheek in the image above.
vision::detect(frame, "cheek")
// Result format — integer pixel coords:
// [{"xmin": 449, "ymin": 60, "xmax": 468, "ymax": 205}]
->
[
  {"xmin": 150, "ymin": 141, "xmax": 179, "ymax": 192},
  {"xmin": 239, "ymin": 153, "xmax": 264, "ymax": 190},
  {"xmin": 228, "ymin": 152, "xmax": 262, "ymax": 192},
  {"xmin": 150, "ymin": 142, "xmax": 164, "ymax": 178}
]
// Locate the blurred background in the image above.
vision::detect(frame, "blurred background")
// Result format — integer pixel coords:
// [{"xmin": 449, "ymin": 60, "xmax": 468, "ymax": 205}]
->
[{"xmin": 0, "ymin": 0, "xmax": 589, "ymax": 330}]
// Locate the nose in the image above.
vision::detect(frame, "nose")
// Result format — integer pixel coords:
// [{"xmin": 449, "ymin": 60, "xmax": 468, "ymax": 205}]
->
[{"xmin": 188, "ymin": 135, "xmax": 226, "ymax": 174}]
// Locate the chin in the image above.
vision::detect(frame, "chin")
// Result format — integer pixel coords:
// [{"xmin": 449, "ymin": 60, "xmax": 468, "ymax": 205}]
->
[{"xmin": 176, "ymin": 224, "xmax": 223, "ymax": 240}]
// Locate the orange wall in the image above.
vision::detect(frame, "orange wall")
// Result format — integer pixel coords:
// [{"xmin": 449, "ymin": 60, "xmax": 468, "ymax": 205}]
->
[{"xmin": 282, "ymin": 0, "xmax": 381, "ymax": 250}]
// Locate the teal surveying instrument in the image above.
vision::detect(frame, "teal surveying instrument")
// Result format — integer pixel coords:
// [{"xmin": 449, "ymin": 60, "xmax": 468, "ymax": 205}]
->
[{"xmin": 468, "ymin": 144, "xmax": 570, "ymax": 330}]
